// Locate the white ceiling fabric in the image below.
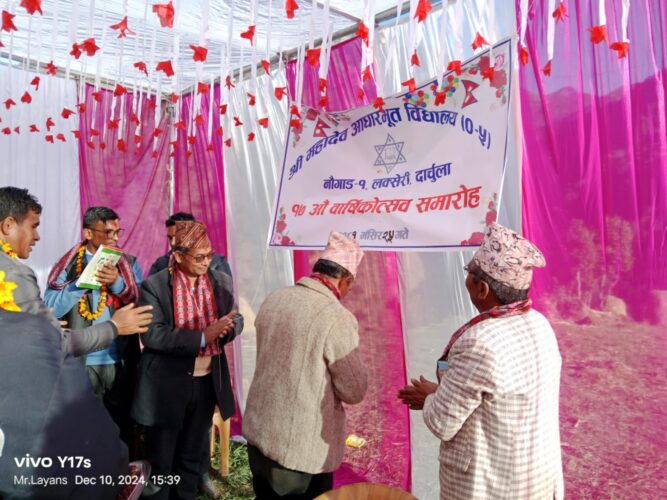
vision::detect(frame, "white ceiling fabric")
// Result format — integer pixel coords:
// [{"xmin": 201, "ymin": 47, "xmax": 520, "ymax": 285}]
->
[{"xmin": 0, "ymin": 0, "xmax": 401, "ymax": 93}]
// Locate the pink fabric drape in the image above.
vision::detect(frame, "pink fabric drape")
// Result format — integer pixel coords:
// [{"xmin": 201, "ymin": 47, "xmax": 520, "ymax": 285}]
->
[
  {"xmin": 519, "ymin": 0, "xmax": 667, "ymax": 497},
  {"xmin": 174, "ymin": 88, "xmax": 228, "ymax": 256},
  {"xmin": 287, "ymin": 37, "xmax": 411, "ymax": 491},
  {"xmin": 78, "ymin": 85, "xmax": 171, "ymax": 274}
]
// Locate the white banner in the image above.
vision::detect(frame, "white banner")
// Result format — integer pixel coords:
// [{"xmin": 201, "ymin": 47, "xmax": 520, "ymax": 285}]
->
[{"xmin": 269, "ymin": 38, "xmax": 514, "ymax": 250}]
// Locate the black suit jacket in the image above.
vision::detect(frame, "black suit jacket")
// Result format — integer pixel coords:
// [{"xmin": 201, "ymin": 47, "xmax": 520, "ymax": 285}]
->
[
  {"xmin": 131, "ymin": 268, "xmax": 243, "ymax": 427},
  {"xmin": 0, "ymin": 311, "xmax": 128, "ymax": 499}
]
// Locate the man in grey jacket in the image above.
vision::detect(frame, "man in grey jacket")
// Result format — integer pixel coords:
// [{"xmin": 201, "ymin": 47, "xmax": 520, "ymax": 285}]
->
[
  {"xmin": 243, "ymin": 231, "xmax": 368, "ymax": 499},
  {"xmin": 0, "ymin": 186, "xmax": 152, "ymax": 355}
]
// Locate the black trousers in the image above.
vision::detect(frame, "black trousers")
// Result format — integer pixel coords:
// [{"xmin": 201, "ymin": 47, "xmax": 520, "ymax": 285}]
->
[
  {"xmin": 247, "ymin": 445, "xmax": 333, "ymax": 499},
  {"xmin": 142, "ymin": 375, "xmax": 216, "ymax": 500}
]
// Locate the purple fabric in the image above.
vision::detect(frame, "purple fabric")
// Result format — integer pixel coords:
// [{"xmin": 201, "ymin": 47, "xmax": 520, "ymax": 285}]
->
[
  {"xmin": 174, "ymin": 88, "xmax": 228, "ymax": 256},
  {"xmin": 519, "ymin": 0, "xmax": 667, "ymax": 496},
  {"xmin": 287, "ymin": 37, "xmax": 411, "ymax": 491},
  {"xmin": 78, "ymin": 84, "xmax": 171, "ymax": 274}
]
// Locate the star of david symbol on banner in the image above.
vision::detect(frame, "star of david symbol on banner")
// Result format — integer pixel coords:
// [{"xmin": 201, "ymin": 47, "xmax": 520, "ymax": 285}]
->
[{"xmin": 374, "ymin": 134, "xmax": 406, "ymax": 174}]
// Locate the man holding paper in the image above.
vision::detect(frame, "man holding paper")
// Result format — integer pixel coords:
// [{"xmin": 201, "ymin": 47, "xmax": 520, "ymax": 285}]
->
[{"xmin": 44, "ymin": 206, "xmax": 144, "ymax": 453}]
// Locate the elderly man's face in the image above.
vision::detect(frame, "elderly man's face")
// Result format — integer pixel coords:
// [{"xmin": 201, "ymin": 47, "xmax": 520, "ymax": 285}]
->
[{"xmin": 174, "ymin": 244, "xmax": 214, "ymax": 278}]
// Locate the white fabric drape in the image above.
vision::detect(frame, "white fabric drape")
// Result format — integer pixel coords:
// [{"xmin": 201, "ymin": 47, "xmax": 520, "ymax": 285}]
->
[
  {"xmin": 222, "ymin": 71, "xmax": 294, "ymax": 412},
  {"xmin": 373, "ymin": 2, "xmax": 519, "ymax": 497},
  {"xmin": 0, "ymin": 66, "xmax": 81, "ymax": 292}
]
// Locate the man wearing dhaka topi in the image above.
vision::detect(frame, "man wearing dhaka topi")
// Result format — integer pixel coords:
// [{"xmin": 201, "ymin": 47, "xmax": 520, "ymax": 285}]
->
[{"xmin": 399, "ymin": 223, "xmax": 563, "ymax": 500}]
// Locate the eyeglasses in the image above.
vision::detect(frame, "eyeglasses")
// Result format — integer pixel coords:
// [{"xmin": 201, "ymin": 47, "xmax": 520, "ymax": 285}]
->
[
  {"xmin": 186, "ymin": 251, "xmax": 215, "ymax": 264},
  {"xmin": 89, "ymin": 228, "xmax": 125, "ymax": 239}
]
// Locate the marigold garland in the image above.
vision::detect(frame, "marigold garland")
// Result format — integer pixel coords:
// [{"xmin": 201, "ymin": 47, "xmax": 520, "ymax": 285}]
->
[
  {"xmin": 0, "ymin": 269, "xmax": 21, "ymax": 312},
  {"xmin": 0, "ymin": 240, "xmax": 18, "ymax": 259},
  {"xmin": 76, "ymin": 245, "xmax": 108, "ymax": 321}
]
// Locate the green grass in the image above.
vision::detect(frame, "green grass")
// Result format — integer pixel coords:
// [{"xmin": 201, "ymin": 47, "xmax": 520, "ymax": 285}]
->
[{"xmin": 196, "ymin": 441, "xmax": 254, "ymax": 500}]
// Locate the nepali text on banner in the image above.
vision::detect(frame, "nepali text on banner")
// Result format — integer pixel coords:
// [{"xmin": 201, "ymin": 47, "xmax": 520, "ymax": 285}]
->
[{"xmin": 269, "ymin": 38, "xmax": 513, "ymax": 250}]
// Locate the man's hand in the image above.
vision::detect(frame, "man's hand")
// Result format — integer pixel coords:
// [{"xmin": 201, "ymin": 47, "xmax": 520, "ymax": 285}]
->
[
  {"xmin": 203, "ymin": 311, "xmax": 237, "ymax": 344},
  {"xmin": 96, "ymin": 262, "xmax": 120, "ymax": 286},
  {"xmin": 397, "ymin": 376, "xmax": 439, "ymax": 410},
  {"xmin": 111, "ymin": 303, "xmax": 153, "ymax": 335}
]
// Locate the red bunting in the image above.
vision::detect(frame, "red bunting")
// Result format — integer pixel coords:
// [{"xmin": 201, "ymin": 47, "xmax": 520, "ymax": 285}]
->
[
  {"xmin": 248, "ymin": 132, "xmax": 255, "ymax": 142},
  {"xmin": 261, "ymin": 59, "xmax": 271, "ymax": 75},
  {"xmin": 357, "ymin": 87, "xmax": 365, "ymax": 100},
  {"xmin": 152, "ymin": 1, "xmax": 175, "ymax": 28},
  {"xmin": 274, "ymin": 87, "xmax": 287, "ymax": 100},
  {"xmin": 29, "ymin": 124, "xmax": 39, "ymax": 132},
  {"xmin": 117, "ymin": 139, "xmax": 126, "ymax": 151},
  {"xmin": 434, "ymin": 91, "xmax": 446, "ymax": 106},
  {"xmin": 45, "ymin": 61, "xmax": 58, "ymax": 75},
  {"xmin": 247, "ymin": 92, "xmax": 256, "ymax": 106},
  {"xmin": 319, "ymin": 95, "xmax": 328, "ymax": 108},
  {"xmin": 173, "ymin": 121, "xmax": 185, "ymax": 130},
  {"xmin": 588, "ymin": 25, "xmax": 608, "ymax": 44},
  {"xmin": 152, "ymin": 128, "xmax": 163, "ymax": 138},
  {"xmin": 362, "ymin": 66, "xmax": 372, "ymax": 82},
  {"xmin": 46, "ymin": 135, "xmax": 55, "ymax": 143},
  {"xmin": 197, "ymin": 82, "xmax": 210, "ymax": 94},
  {"xmin": 401, "ymin": 78, "xmax": 416, "ymax": 92},
  {"xmin": 414, "ymin": 0, "xmax": 432, "ymax": 23},
  {"xmin": 1, "ymin": 128, "xmax": 10, "ymax": 135},
  {"xmin": 21, "ymin": 92, "xmax": 32, "ymax": 104},
  {"xmin": 187, "ymin": 135, "xmax": 196, "ymax": 145},
  {"xmin": 520, "ymin": 47, "xmax": 529, "ymax": 66},
  {"xmin": 108, "ymin": 118, "xmax": 119, "ymax": 129},
  {"xmin": 80, "ymin": 38, "xmax": 100, "ymax": 56},
  {"xmin": 46, "ymin": 117, "xmax": 55, "ymax": 131},
  {"xmin": 169, "ymin": 140, "xmax": 178, "ymax": 149},
  {"xmin": 225, "ymin": 138, "xmax": 232, "ymax": 147},
  {"xmin": 99, "ymin": 142, "xmax": 106, "ymax": 150},
  {"xmin": 134, "ymin": 61, "xmax": 149, "ymax": 76},
  {"xmin": 285, "ymin": 0, "xmax": 299, "ymax": 19},
  {"xmin": 447, "ymin": 60, "xmax": 462, "ymax": 75},
  {"xmin": 552, "ymin": 2, "xmax": 568, "ymax": 22},
  {"xmin": 56, "ymin": 133, "xmax": 66, "ymax": 142},
  {"xmin": 70, "ymin": 43, "xmax": 82, "ymax": 59},
  {"xmin": 225, "ymin": 75, "xmax": 235, "ymax": 89},
  {"xmin": 472, "ymin": 32, "xmax": 489, "ymax": 50},
  {"xmin": 194, "ymin": 115, "xmax": 204, "ymax": 125},
  {"xmin": 543, "ymin": 60, "xmax": 552, "ymax": 76},
  {"xmin": 2, "ymin": 10, "xmax": 18, "ymax": 32},
  {"xmin": 156, "ymin": 60, "xmax": 174, "ymax": 77},
  {"xmin": 62, "ymin": 108, "xmax": 75, "ymax": 119},
  {"xmin": 91, "ymin": 91, "xmax": 102, "ymax": 102},
  {"xmin": 233, "ymin": 116, "xmax": 243, "ymax": 127},
  {"xmin": 206, "ymin": 144, "xmax": 214, "ymax": 152},
  {"xmin": 20, "ymin": 0, "xmax": 43, "ymax": 16},
  {"xmin": 319, "ymin": 78, "xmax": 327, "ymax": 92},
  {"xmin": 134, "ymin": 134, "xmax": 142, "ymax": 145},
  {"xmin": 72, "ymin": 130, "xmax": 81, "ymax": 139},
  {"xmin": 13, "ymin": 126, "xmax": 19, "ymax": 134},
  {"xmin": 148, "ymin": 99, "xmax": 157, "ymax": 110},
  {"xmin": 610, "ymin": 41, "xmax": 630, "ymax": 59},
  {"xmin": 86, "ymin": 140, "xmax": 95, "ymax": 149},
  {"xmin": 219, "ymin": 104, "xmax": 227, "ymax": 115},
  {"xmin": 4, "ymin": 98, "xmax": 16, "ymax": 110},
  {"xmin": 110, "ymin": 16, "xmax": 135, "ymax": 38},
  {"xmin": 289, "ymin": 119, "xmax": 302, "ymax": 133},
  {"xmin": 411, "ymin": 51, "xmax": 421, "ymax": 67},
  {"xmin": 190, "ymin": 44, "xmax": 208, "ymax": 62},
  {"xmin": 258, "ymin": 117, "xmax": 269, "ymax": 128},
  {"xmin": 151, "ymin": 150, "xmax": 158, "ymax": 158},
  {"xmin": 90, "ymin": 128, "xmax": 100, "ymax": 137},
  {"xmin": 114, "ymin": 84, "xmax": 128, "ymax": 96},
  {"xmin": 290, "ymin": 105, "xmax": 301, "ymax": 118},
  {"xmin": 240, "ymin": 25, "xmax": 255, "ymax": 45},
  {"xmin": 30, "ymin": 76, "xmax": 40, "ymax": 90},
  {"xmin": 129, "ymin": 114, "xmax": 139, "ymax": 125},
  {"xmin": 356, "ymin": 22, "xmax": 369, "ymax": 46},
  {"xmin": 373, "ymin": 97, "xmax": 385, "ymax": 113},
  {"xmin": 306, "ymin": 48, "xmax": 321, "ymax": 67},
  {"xmin": 77, "ymin": 103, "xmax": 86, "ymax": 113},
  {"xmin": 215, "ymin": 126, "xmax": 223, "ymax": 137},
  {"xmin": 170, "ymin": 93, "xmax": 179, "ymax": 103}
]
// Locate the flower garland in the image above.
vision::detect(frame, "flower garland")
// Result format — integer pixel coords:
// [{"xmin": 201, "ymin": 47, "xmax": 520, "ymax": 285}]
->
[
  {"xmin": 0, "ymin": 269, "xmax": 21, "ymax": 312},
  {"xmin": 76, "ymin": 246, "xmax": 108, "ymax": 321},
  {"xmin": 0, "ymin": 240, "xmax": 18, "ymax": 259}
]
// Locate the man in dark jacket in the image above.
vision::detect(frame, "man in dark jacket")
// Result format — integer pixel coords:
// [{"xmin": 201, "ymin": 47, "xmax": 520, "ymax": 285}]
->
[
  {"xmin": 148, "ymin": 212, "xmax": 232, "ymax": 277},
  {"xmin": 0, "ymin": 310, "xmax": 128, "ymax": 500},
  {"xmin": 132, "ymin": 220, "xmax": 243, "ymax": 499}
]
